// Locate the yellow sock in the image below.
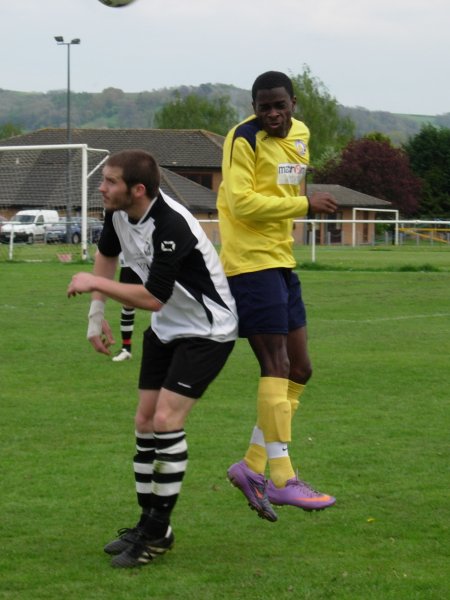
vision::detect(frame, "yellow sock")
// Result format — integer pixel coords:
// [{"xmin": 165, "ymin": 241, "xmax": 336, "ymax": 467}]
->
[
  {"xmin": 268, "ymin": 456, "xmax": 295, "ymax": 488},
  {"xmin": 245, "ymin": 381, "xmax": 304, "ymax": 474},
  {"xmin": 287, "ymin": 380, "xmax": 305, "ymax": 417},
  {"xmin": 255, "ymin": 377, "xmax": 295, "ymax": 487},
  {"xmin": 244, "ymin": 444, "xmax": 267, "ymax": 474},
  {"xmin": 256, "ymin": 377, "xmax": 290, "ymax": 441}
]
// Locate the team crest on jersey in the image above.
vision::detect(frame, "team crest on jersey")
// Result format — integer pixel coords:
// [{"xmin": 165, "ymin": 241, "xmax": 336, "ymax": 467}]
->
[
  {"xmin": 161, "ymin": 240, "xmax": 176, "ymax": 252},
  {"xmin": 295, "ymin": 139, "xmax": 307, "ymax": 156},
  {"xmin": 143, "ymin": 241, "xmax": 153, "ymax": 256}
]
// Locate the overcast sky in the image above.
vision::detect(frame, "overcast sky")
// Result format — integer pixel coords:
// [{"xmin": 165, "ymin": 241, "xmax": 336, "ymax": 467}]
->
[{"xmin": 2, "ymin": 0, "xmax": 449, "ymax": 116}]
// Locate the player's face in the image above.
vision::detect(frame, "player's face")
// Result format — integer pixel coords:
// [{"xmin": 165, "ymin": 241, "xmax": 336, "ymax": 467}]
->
[
  {"xmin": 253, "ymin": 87, "xmax": 296, "ymax": 138},
  {"xmin": 99, "ymin": 165, "xmax": 134, "ymax": 212}
]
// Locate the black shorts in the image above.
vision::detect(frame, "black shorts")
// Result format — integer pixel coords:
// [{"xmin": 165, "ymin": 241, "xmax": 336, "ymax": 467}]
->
[
  {"xmin": 138, "ymin": 328, "xmax": 235, "ymax": 399},
  {"xmin": 119, "ymin": 266, "xmax": 142, "ymax": 285},
  {"xmin": 227, "ymin": 268, "xmax": 307, "ymax": 337}
]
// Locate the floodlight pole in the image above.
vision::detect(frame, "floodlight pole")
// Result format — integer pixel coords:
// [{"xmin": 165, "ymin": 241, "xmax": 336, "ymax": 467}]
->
[{"xmin": 54, "ymin": 36, "xmax": 80, "ymax": 242}]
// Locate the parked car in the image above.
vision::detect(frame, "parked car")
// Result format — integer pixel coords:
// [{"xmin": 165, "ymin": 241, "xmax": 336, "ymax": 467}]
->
[
  {"xmin": 0, "ymin": 209, "xmax": 59, "ymax": 244},
  {"xmin": 46, "ymin": 217, "xmax": 103, "ymax": 244}
]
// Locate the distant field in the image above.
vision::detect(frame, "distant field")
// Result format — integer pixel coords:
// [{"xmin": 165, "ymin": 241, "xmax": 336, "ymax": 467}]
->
[
  {"xmin": 0, "ymin": 261, "xmax": 449, "ymax": 599},
  {"xmin": 294, "ymin": 244, "xmax": 450, "ymax": 272},
  {"xmin": 395, "ymin": 113, "xmax": 437, "ymax": 126}
]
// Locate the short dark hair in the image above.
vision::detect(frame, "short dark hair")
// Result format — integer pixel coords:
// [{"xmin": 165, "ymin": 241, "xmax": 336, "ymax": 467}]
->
[
  {"xmin": 106, "ymin": 150, "xmax": 160, "ymax": 198},
  {"xmin": 251, "ymin": 71, "xmax": 294, "ymax": 101}
]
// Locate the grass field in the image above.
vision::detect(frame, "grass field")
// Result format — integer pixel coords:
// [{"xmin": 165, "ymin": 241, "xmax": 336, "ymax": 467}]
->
[
  {"xmin": 1, "ymin": 250, "xmax": 449, "ymax": 599},
  {"xmin": 2, "ymin": 240, "xmax": 450, "ymax": 272}
]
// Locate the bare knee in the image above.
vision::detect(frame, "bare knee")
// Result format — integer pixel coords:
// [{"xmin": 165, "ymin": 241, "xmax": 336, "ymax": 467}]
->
[
  {"xmin": 152, "ymin": 408, "xmax": 170, "ymax": 432},
  {"xmin": 152, "ymin": 405, "xmax": 187, "ymax": 432},
  {"xmin": 263, "ymin": 353, "xmax": 290, "ymax": 378},
  {"xmin": 290, "ymin": 362, "xmax": 313, "ymax": 385},
  {"xmin": 249, "ymin": 334, "xmax": 290, "ymax": 379},
  {"xmin": 135, "ymin": 409, "xmax": 173, "ymax": 433},
  {"xmin": 135, "ymin": 408, "xmax": 153, "ymax": 434}
]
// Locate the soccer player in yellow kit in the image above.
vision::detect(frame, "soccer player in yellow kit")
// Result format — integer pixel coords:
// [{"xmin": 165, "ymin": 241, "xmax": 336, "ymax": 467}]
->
[{"xmin": 217, "ymin": 71, "xmax": 337, "ymax": 521}]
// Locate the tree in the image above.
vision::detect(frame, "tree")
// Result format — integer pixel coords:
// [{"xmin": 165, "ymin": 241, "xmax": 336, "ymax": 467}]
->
[
  {"xmin": 154, "ymin": 92, "xmax": 238, "ymax": 135},
  {"xmin": 314, "ymin": 136, "xmax": 422, "ymax": 216},
  {"xmin": 291, "ymin": 65, "xmax": 354, "ymax": 165},
  {"xmin": 0, "ymin": 123, "xmax": 22, "ymax": 140},
  {"xmin": 364, "ymin": 132, "xmax": 392, "ymax": 144},
  {"xmin": 403, "ymin": 125, "xmax": 450, "ymax": 217}
]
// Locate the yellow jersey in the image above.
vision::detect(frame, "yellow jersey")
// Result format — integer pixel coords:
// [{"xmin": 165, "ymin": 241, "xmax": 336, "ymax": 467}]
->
[{"xmin": 217, "ymin": 115, "xmax": 310, "ymax": 276}]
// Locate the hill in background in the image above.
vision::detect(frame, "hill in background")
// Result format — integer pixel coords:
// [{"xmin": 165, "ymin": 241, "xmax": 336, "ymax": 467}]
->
[{"xmin": 0, "ymin": 84, "xmax": 446, "ymax": 144}]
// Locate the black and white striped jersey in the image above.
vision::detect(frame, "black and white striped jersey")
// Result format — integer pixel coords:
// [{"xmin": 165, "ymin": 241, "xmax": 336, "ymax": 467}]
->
[{"xmin": 98, "ymin": 191, "xmax": 238, "ymax": 343}]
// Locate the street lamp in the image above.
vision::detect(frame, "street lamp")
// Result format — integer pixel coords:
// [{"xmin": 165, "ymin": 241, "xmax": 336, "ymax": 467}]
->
[
  {"xmin": 54, "ymin": 36, "xmax": 80, "ymax": 242},
  {"xmin": 54, "ymin": 36, "xmax": 80, "ymax": 144}
]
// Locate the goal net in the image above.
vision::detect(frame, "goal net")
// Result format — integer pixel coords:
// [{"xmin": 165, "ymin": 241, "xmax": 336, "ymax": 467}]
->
[{"xmin": 0, "ymin": 144, "xmax": 109, "ymax": 262}]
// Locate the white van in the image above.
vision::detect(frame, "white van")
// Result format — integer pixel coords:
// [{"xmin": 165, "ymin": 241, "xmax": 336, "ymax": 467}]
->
[{"xmin": 0, "ymin": 209, "xmax": 59, "ymax": 244}]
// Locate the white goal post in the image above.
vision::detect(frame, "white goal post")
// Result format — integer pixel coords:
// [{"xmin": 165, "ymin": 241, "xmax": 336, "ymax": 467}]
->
[
  {"xmin": 0, "ymin": 144, "xmax": 109, "ymax": 260},
  {"xmin": 352, "ymin": 207, "xmax": 400, "ymax": 247}
]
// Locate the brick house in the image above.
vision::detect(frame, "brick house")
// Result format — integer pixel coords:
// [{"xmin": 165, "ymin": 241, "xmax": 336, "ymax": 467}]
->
[{"xmin": 0, "ymin": 128, "xmax": 391, "ymax": 245}]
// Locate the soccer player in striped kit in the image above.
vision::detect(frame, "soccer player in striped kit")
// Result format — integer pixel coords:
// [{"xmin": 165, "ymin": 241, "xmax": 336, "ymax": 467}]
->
[{"xmin": 68, "ymin": 149, "xmax": 237, "ymax": 568}]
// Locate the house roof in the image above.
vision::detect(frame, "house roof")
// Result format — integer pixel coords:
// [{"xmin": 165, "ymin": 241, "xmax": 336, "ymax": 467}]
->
[
  {"xmin": 160, "ymin": 169, "xmax": 217, "ymax": 212},
  {"xmin": 0, "ymin": 128, "xmax": 224, "ymax": 169},
  {"xmin": 0, "ymin": 128, "xmax": 391, "ymax": 213},
  {"xmin": 308, "ymin": 184, "xmax": 392, "ymax": 208},
  {"xmin": 0, "ymin": 129, "xmax": 220, "ymax": 212}
]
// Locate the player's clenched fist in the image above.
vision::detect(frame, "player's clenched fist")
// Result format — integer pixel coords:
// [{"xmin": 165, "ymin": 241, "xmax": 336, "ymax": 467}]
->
[{"xmin": 308, "ymin": 191, "xmax": 338, "ymax": 215}]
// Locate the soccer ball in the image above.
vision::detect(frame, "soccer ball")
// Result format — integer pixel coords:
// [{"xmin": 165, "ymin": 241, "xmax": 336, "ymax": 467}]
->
[{"xmin": 98, "ymin": 0, "xmax": 137, "ymax": 7}]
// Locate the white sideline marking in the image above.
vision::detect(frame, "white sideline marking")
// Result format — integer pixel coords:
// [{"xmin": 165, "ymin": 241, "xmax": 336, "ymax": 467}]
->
[{"xmin": 317, "ymin": 313, "xmax": 450, "ymax": 324}]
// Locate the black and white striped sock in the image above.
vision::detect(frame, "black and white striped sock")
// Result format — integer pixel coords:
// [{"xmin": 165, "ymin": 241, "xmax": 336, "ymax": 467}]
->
[
  {"xmin": 120, "ymin": 307, "xmax": 135, "ymax": 351},
  {"xmin": 133, "ymin": 431, "xmax": 155, "ymax": 511},
  {"xmin": 150, "ymin": 430, "xmax": 188, "ymax": 514}
]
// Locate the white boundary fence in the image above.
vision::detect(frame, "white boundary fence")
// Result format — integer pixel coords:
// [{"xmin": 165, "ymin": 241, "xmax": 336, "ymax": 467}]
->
[
  {"xmin": 197, "ymin": 217, "xmax": 450, "ymax": 264},
  {"xmin": 302, "ymin": 218, "xmax": 450, "ymax": 262},
  {"xmin": 1, "ymin": 214, "xmax": 449, "ymax": 263}
]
